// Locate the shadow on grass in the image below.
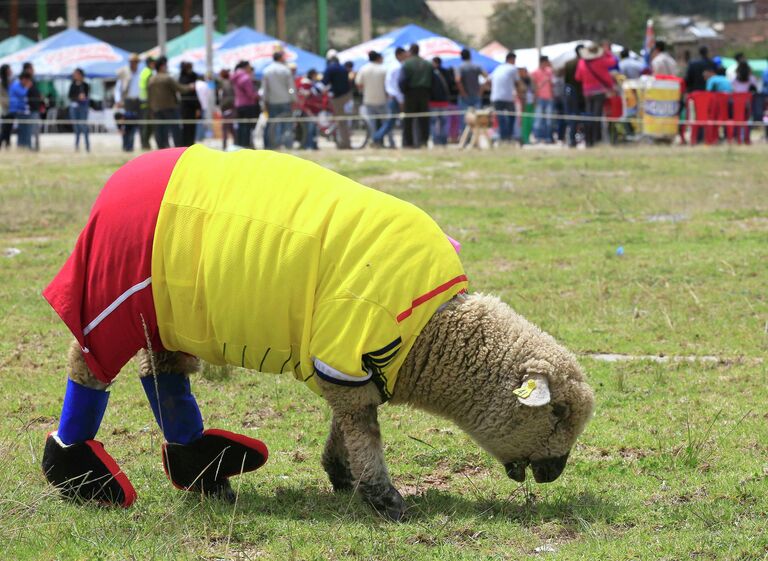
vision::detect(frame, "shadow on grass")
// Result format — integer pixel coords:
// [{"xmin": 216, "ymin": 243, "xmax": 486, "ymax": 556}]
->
[{"xmin": 185, "ymin": 485, "xmax": 620, "ymax": 528}]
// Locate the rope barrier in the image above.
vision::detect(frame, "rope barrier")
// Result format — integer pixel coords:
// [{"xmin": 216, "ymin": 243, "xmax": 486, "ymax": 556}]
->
[{"xmin": 2, "ymin": 108, "xmax": 764, "ymax": 128}]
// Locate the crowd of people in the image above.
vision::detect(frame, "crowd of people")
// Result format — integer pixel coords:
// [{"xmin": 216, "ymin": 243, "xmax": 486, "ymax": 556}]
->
[{"xmin": 1, "ymin": 39, "xmax": 767, "ymax": 152}]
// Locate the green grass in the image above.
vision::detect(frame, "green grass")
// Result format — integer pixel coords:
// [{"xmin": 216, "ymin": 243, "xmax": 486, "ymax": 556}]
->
[{"xmin": 1, "ymin": 146, "xmax": 767, "ymax": 560}]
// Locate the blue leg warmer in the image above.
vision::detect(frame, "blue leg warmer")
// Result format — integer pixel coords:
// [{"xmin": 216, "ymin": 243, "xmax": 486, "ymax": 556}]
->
[
  {"xmin": 57, "ymin": 379, "xmax": 110, "ymax": 445},
  {"xmin": 141, "ymin": 374, "xmax": 204, "ymax": 445}
]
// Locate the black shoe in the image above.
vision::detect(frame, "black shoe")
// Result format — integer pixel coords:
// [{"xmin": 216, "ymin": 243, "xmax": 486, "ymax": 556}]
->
[
  {"xmin": 162, "ymin": 429, "xmax": 268, "ymax": 501},
  {"xmin": 42, "ymin": 432, "xmax": 136, "ymax": 507}
]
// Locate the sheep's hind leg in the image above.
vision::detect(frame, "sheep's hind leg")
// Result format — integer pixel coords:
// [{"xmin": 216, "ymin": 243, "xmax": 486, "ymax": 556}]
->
[{"xmin": 322, "ymin": 415, "xmax": 353, "ymax": 491}]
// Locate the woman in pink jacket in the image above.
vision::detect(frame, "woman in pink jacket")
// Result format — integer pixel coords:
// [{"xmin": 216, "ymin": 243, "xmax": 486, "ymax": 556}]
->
[
  {"xmin": 575, "ymin": 42, "xmax": 617, "ymax": 147},
  {"xmin": 231, "ymin": 60, "xmax": 260, "ymax": 148}
]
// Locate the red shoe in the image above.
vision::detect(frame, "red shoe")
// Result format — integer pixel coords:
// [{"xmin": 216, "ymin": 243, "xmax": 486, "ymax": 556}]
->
[
  {"xmin": 162, "ymin": 429, "xmax": 268, "ymax": 501},
  {"xmin": 42, "ymin": 432, "xmax": 136, "ymax": 507}
]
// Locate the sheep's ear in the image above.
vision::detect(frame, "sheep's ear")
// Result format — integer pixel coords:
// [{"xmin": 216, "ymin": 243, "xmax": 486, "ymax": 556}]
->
[{"xmin": 513, "ymin": 373, "xmax": 551, "ymax": 407}]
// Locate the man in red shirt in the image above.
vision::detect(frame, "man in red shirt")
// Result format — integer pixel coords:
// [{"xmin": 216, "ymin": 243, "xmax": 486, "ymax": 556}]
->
[{"xmin": 531, "ymin": 56, "xmax": 554, "ymax": 143}]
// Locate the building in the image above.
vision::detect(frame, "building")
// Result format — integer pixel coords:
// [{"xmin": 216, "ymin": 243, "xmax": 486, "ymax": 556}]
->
[{"xmin": 723, "ymin": 0, "xmax": 768, "ymax": 45}]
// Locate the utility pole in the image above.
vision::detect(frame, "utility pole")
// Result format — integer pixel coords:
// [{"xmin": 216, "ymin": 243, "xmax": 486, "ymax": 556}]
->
[
  {"xmin": 10, "ymin": 0, "xmax": 19, "ymax": 36},
  {"xmin": 534, "ymin": 0, "xmax": 543, "ymax": 57},
  {"xmin": 216, "ymin": 0, "xmax": 228, "ymax": 33},
  {"xmin": 317, "ymin": 0, "xmax": 328, "ymax": 54},
  {"xmin": 276, "ymin": 0, "xmax": 287, "ymax": 40},
  {"xmin": 361, "ymin": 0, "xmax": 372, "ymax": 42},
  {"xmin": 66, "ymin": 0, "xmax": 78, "ymax": 29},
  {"xmin": 37, "ymin": 0, "xmax": 49, "ymax": 39},
  {"xmin": 157, "ymin": 0, "xmax": 167, "ymax": 56},
  {"xmin": 204, "ymin": 0, "xmax": 214, "ymax": 77},
  {"xmin": 183, "ymin": 0, "xmax": 192, "ymax": 32},
  {"xmin": 255, "ymin": 0, "xmax": 266, "ymax": 33}
]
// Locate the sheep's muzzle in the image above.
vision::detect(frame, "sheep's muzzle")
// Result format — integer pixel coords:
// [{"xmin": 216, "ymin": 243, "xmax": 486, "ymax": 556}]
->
[{"xmin": 530, "ymin": 452, "xmax": 569, "ymax": 483}]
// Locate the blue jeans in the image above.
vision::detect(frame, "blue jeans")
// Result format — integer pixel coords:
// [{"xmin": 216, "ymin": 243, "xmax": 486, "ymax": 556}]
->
[
  {"xmin": 266, "ymin": 103, "xmax": 292, "ymax": 149},
  {"xmin": 493, "ymin": 100, "xmax": 516, "ymax": 142},
  {"xmin": 430, "ymin": 106, "xmax": 449, "ymax": 145},
  {"xmin": 564, "ymin": 85, "xmax": 581, "ymax": 147},
  {"xmin": 303, "ymin": 119, "xmax": 318, "ymax": 149},
  {"xmin": 154, "ymin": 108, "xmax": 181, "ymax": 149},
  {"xmin": 70, "ymin": 104, "xmax": 90, "ymax": 151},
  {"xmin": 363, "ymin": 103, "xmax": 387, "ymax": 142},
  {"xmin": 534, "ymin": 98, "xmax": 554, "ymax": 142},
  {"xmin": 373, "ymin": 98, "xmax": 399, "ymax": 147},
  {"xmin": 16, "ymin": 113, "xmax": 32, "ymax": 148},
  {"xmin": 122, "ymin": 111, "xmax": 138, "ymax": 151}
]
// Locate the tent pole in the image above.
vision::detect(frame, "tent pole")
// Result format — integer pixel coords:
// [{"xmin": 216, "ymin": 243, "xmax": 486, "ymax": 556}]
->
[
  {"xmin": 204, "ymin": 0, "xmax": 214, "ymax": 77},
  {"xmin": 66, "ymin": 0, "xmax": 78, "ymax": 30},
  {"xmin": 183, "ymin": 0, "xmax": 192, "ymax": 33},
  {"xmin": 360, "ymin": 0, "xmax": 371, "ymax": 42},
  {"xmin": 276, "ymin": 0, "xmax": 287, "ymax": 40},
  {"xmin": 216, "ymin": 0, "xmax": 228, "ymax": 33},
  {"xmin": 37, "ymin": 0, "xmax": 48, "ymax": 39},
  {"xmin": 10, "ymin": 0, "xmax": 19, "ymax": 37},
  {"xmin": 157, "ymin": 0, "xmax": 167, "ymax": 57},
  {"xmin": 534, "ymin": 0, "xmax": 543, "ymax": 57},
  {"xmin": 317, "ymin": 0, "xmax": 328, "ymax": 54},
  {"xmin": 255, "ymin": 0, "xmax": 266, "ymax": 32}
]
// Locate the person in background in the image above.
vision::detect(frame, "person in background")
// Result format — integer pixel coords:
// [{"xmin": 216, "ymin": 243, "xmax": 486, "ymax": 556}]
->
[
  {"xmin": 575, "ymin": 41, "xmax": 616, "ymax": 147},
  {"xmin": 115, "ymin": 53, "xmax": 142, "ymax": 152},
  {"xmin": 23, "ymin": 62, "xmax": 42, "ymax": 151},
  {"xmin": 195, "ymin": 74, "xmax": 213, "ymax": 142},
  {"xmin": 8, "ymin": 71, "xmax": 32, "ymax": 149},
  {"xmin": 139, "ymin": 56, "xmax": 156, "ymax": 149},
  {"xmin": 147, "ymin": 56, "xmax": 188, "ymax": 149},
  {"xmin": 563, "ymin": 44, "xmax": 585, "ymax": 147},
  {"xmin": 296, "ymin": 68, "xmax": 323, "ymax": 149},
  {"xmin": 455, "ymin": 48, "xmax": 485, "ymax": 110},
  {"xmin": 429, "ymin": 56, "xmax": 453, "ymax": 146},
  {"xmin": 399, "ymin": 43, "xmax": 432, "ymax": 148},
  {"xmin": 218, "ymin": 69, "xmax": 236, "ymax": 150},
  {"xmin": 355, "ymin": 50, "xmax": 389, "ymax": 147},
  {"xmin": 0, "ymin": 64, "xmax": 12, "ymax": 149},
  {"xmin": 685, "ymin": 46, "xmax": 716, "ymax": 92},
  {"xmin": 376, "ymin": 46, "xmax": 407, "ymax": 148},
  {"xmin": 68, "ymin": 68, "xmax": 91, "ymax": 152},
  {"xmin": 515, "ymin": 67, "xmax": 535, "ymax": 145},
  {"xmin": 731, "ymin": 60, "xmax": 757, "ymax": 93},
  {"xmin": 231, "ymin": 60, "xmax": 259, "ymax": 149},
  {"xmin": 619, "ymin": 49, "xmax": 645, "ymax": 79},
  {"xmin": 704, "ymin": 67, "xmax": 733, "ymax": 93},
  {"xmin": 489, "ymin": 52, "xmax": 518, "ymax": 145},
  {"xmin": 531, "ymin": 55, "xmax": 554, "ymax": 143},
  {"xmin": 262, "ymin": 50, "xmax": 296, "ymax": 149},
  {"xmin": 651, "ymin": 41, "xmax": 678, "ymax": 76},
  {"xmin": 178, "ymin": 62, "xmax": 201, "ymax": 147},
  {"xmin": 322, "ymin": 53, "xmax": 353, "ymax": 149}
]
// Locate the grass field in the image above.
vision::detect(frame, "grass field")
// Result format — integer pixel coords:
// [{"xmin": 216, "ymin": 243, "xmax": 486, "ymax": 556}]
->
[{"xmin": 0, "ymin": 145, "xmax": 766, "ymax": 560}]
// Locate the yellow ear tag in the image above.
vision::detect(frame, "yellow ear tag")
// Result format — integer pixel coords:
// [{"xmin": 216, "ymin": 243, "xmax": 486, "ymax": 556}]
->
[{"xmin": 513, "ymin": 379, "xmax": 537, "ymax": 399}]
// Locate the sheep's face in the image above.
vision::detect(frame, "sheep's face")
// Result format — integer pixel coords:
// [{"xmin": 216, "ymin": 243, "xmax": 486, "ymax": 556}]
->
[{"xmin": 466, "ymin": 372, "xmax": 594, "ymax": 484}]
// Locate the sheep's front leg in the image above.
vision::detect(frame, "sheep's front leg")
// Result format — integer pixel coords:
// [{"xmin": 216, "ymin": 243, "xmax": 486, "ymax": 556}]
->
[
  {"xmin": 322, "ymin": 416, "xmax": 353, "ymax": 491},
  {"xmin": 319, "ymin": 382, "xmax": 406, "ymax": 521}
]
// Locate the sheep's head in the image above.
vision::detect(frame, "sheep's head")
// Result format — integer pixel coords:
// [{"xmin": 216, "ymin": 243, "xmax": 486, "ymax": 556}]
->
[{"xmin": 442, "ymin": 294, "xmax": 595, "ymax": 485}]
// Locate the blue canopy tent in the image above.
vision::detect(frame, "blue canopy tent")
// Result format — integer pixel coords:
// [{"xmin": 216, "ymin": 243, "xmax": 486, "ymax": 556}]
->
[
  {"xmin": 169, "ymin": 26, "xmax": 326, "ymax": 77},
  {"xmin": 337, "ymin": 24, "xmax": 499, "ymax": 72},
  {"xmin": 0, "ymin": 29, "xmax": 129, "ymax": 78},
  {"xmin": 0, "ymin": 35, "xmax": 35, "ymax": 59}
]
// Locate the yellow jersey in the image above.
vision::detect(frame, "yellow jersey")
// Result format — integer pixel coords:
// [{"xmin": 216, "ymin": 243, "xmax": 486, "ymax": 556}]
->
[{"xmin": 151, "ymin": 145, "xmax": 467, "ymax": 400}]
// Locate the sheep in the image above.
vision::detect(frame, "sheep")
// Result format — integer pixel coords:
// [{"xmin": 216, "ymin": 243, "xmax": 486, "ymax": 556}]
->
[{"xmin": 41, "ymin": 145, "xmax": 595, "ymax": 520}]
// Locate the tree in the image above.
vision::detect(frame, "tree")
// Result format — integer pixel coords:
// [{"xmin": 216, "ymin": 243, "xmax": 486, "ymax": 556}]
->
[{"xmin": 486, "ymin": 0, "xmax": 650, "ymax": 50}]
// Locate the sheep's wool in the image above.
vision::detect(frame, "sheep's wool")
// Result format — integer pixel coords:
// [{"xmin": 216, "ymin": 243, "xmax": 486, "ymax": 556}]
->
[{"xmin": 152, "ymin": 145, "xmax": 467, "ymax": 400}]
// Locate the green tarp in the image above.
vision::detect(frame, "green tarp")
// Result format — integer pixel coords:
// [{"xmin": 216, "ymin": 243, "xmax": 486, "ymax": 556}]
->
[
  {"xmin": 721, "ymin": 57, "xmax": 767, "ymax": 74},
  {"xmin": 0, "ymin": 35, "xmax": 35, "ymax": 58},
  {"xmin": 141, "ymin": 25, "xmax": 223, "ymax": 60}
]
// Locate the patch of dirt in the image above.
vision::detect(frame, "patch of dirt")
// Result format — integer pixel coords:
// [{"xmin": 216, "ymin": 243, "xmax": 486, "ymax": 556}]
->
[
  {"xmin": 359, "ymin": 170, "xmax": 423, "ymax": 185},
  {"xmin": 241, "ymin": 407, "xmax": 283, "ymax": 428}
]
